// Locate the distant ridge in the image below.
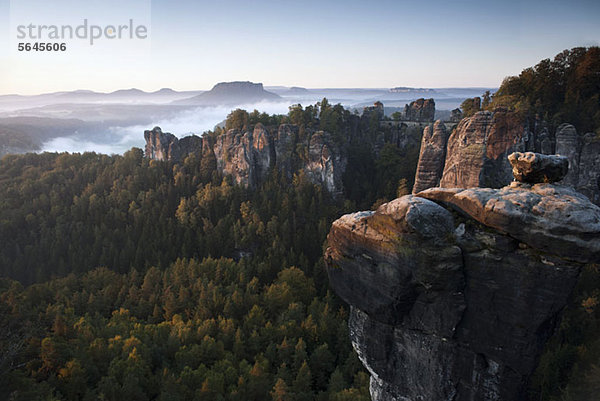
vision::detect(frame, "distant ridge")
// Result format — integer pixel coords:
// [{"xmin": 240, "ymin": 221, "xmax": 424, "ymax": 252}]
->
[
  {"xmin": 173, "ymin": 81, "xmax": 282, "ymax": 106},
  {"xmin": 390, "ymin": 87, "xmax": 437, "ymax": 93}
]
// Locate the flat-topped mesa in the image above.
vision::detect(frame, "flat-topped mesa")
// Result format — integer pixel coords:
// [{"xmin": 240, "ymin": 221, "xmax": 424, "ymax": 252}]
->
[
  {"xmin": 325, "ymin": 154, "xmax": 600, "ymax": 400},
  {"xmin": 508, "ymin": 151, "xmax": 568, "ymax": 183}
]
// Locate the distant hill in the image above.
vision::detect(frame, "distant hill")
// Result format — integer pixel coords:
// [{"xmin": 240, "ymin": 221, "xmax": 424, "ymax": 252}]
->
[
  {"xmin": 173, "ymin": 81, "xmax": 282, "ymax": 106},
  {"xmin": 0, "ymin": 88, "xmax": 204, "ymax": 111},
  {"xmin": 0, "ymin": 116, "xmax": 94, "ymax": 157},
  {"xmin": 285, "ymin": 86, "xmax": 310, "ymax": 95},
  {"xmin": 390, "ymin": 87, "xmax": 437, "ymax": 93}
]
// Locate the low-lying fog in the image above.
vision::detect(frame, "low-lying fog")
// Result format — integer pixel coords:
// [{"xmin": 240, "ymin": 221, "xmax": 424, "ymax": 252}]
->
[
  {"xmin": 40, "ymin": 101, "xmax": 293, "ymax": 154},
  {"xmin": 0, "ymin": 86, "xmax": 493, "ymax": 156}
]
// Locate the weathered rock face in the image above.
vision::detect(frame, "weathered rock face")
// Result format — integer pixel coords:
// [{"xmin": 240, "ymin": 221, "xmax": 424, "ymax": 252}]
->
[
  {"xmin": 555, "ymin": 123, "xmax": 580, "ymax": 187},
  {"xmin": 145, "ymin": 123, "xmax": 350, "ymax": 193},
  {"xmin": 144, "ymin": 126, "xmax": 203, "ymax": 162},
  {"xmin": 508, "ymin": 152, "xmax": 568, "ymax": 183},
  {"xmin": 143, "ymin": 101, "xmax": 425, "ymax": 194},
  {"xmin": 211, "ymin": 123, "xmax": 278, "ymax": 188},
  {"xmin": 577, "ymin": 133, "xmax": 600, "ymax": 205},
  {"xmin": 418, "ymin": 184, "xmax": 600, "ymax": 264},
  {"xmin": 212, "ymin": 128, "xmax": 253, "ymax": 187},
  {"xmin": 363, "ymin": 102, "xmax": 385, "ymax": 121},
  {"xmin": 326, "ymin": 156, "xmax": 600, "ymax": 400},
  {"xmin": 273, "ymin": 124, "xmax": 297, "ymax": 177},
  {"xmin": 450, "ymin": 108, "xmax": 463, "ymax": 123},
  {"xmin": 412, "ymin": 120, "xmax": 449, "ymax": 193},
  {"xmin": 305, "ymin": 131, "xmax": 346, "ymax": 195},
  {"xmin": 401, "ymin": 98, "xmax": 435, "ymax": 122},
  {"xmin": 416, "ymin": 112, "xmax": 600, "ymax": 205},
  {"xmin": 439, "ymin": 109, "xmax": 525, "ymax": 189}
]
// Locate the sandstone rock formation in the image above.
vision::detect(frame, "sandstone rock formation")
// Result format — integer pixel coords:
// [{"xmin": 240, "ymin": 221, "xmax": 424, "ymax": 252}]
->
[
  {"xmin": 508, "ymin": 152, "xmax": 568, "ymax": 183},
  {"xmin": 552, "ymin": 125, "xmax": 600, "ymax": 205},
  {"xmin": 144, "ymin": 127, "xmax": 203, "ymax": 162},
  {"xmin": 144, "ymin": 100, "xmax": 426, "ymax": 195},
  {"xmin": 439, "ymin": 109, "xmax": 525, "ymax": 189},
  {"xmin": 305, "ymin": 131, "xmax": 346, "ymax": 195},
  {"xmin": 555, "ymin": 123, "xmax": 580, "ymax": 187},
  {"xmin": 414, "ymin": 111, "xmax": 600, "ymax": 205},
  {"xmin": 450, "ymin": 108, "xmax": 463, "ymax": 123},
  {"xmin": 173, "ymin": 81, "xmax": 282, "ymax": 106},
  {"xmin": 362, "ymin": 101, "xmax": 385, "ymax": 121},
  {"xmin": 412, "ymin": 120, "xmax": 449, "ymax": 193},
  {"xmin": 326, "ymin": 154, "xmax": 600, "ymax": 400},
  {"xmin": 401, "ymin": 98, "xmax": 435, "ymax": 122},
  {"xmin": 145, "ymin": 124, "xmax": 349, "ymax": 193},
  {"xmin": 577, "ymin": 133, "xmax": 600, "ymax": 205}
]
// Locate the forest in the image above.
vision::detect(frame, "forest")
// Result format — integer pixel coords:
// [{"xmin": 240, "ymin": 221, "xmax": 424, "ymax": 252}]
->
[
  {"xmin": 1, "ymin": 74, "xmax": 599, "ymax": 399},
  {"xmin": 0, "ymin": 101, "xmax": 414, "ymax": 400},
  {"xmin": 461, "ymin": 46, "xmax": 600, "ymax": 136}
]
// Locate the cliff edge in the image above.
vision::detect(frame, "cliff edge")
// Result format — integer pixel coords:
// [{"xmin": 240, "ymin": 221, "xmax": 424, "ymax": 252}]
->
[{"xmin": 325, "ymin": 152, "xmax": 600, "ymax": 400}]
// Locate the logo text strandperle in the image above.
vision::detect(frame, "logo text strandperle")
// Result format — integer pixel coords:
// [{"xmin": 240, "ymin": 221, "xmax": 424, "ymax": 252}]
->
[{"xmin": 16, "ymin": 19, "xmax": 148, "ymax": 45}]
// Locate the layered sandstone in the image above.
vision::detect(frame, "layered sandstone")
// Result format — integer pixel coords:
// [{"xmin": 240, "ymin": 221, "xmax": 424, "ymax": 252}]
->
[
  {"xmin": 412, "ymin": 120, "xmax": 449, "ymax": 193},
  {"xmin": 326, "ymin": 153, "xmax": 600, "ymax": 400}
]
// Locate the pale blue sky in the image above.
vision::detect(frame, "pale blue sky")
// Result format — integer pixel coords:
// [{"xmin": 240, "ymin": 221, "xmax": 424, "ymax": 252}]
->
[{"xmin": 1, "ymin": 0, "xmax": 599, "ymax": 94}]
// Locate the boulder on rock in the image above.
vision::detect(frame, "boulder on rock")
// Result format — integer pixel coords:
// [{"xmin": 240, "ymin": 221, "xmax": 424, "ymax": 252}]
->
[
  {"xmin": 508, "ymin": 151, "xmax": 568, "ymax": 183},
  {"xmin": 326, "ymin": 152, "xmax": 600, "ymax": 400}
]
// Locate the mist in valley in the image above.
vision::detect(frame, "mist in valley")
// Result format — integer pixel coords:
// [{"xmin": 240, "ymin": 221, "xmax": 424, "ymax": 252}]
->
[
  {"xmin": 0, "ymin": 85, "xmax": 493, "ymax": 157},
  {"xmin": 39, "ymin": 101, "xmax": 294, "ymax": 154}
]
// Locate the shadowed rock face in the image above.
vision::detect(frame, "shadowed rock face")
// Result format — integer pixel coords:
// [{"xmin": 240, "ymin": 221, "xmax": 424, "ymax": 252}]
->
[
  {"xmin": 555, "ymin": 123, "xmax": 580, "ymax": 187},
  {"xmin": 450, "ymin": 108, "xmax": 463, "ymax": 123},
  {"xmin": 305, "ymin": 131, "xmax": 346, "ymax": 195},
  {"xmin": 144, "ymin": 127, "xmax": 203, "ymax": 162},
  {"xmin": 402, "ymin": 98, "xmax": 435, "ymax": 122},
  {"xmin": 578, "ymin": 133, "xmax": 600, "ymax": 204},
  {"xmin": 326, "ymin": 155, "xmax": 600, "ymax": 400},
  {"xmin": 412, "ymin": 121, "xmax": 449, "ymax": 194},
  {"xmin": 144, "ymin": 124, "xmax": 347, "ymax": 192}
]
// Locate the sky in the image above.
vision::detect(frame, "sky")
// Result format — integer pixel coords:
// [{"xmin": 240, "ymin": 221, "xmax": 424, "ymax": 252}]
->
[{"xmin": 0, "ymin": 0, "xmax": 599, "ymax": 95}]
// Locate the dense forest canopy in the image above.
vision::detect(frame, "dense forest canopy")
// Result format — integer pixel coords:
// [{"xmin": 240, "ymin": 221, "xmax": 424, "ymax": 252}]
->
[
  {"xmin": 1, "ymin": 79, "xmax": 598, "ymax": 399},
  {"xmin": 0, "ymin": 149, "xmax": 371, "ymax": 400},
  {"xmin": 0, "ymin": 100, "xmax": 419, "ymax": 400},
  {"xmin": 460, "ymin": 46, "xmax": 600, "ymax": 135}
]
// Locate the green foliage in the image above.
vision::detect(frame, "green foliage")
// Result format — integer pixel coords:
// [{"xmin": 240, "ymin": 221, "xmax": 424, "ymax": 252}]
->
[
  {"xmin": 225, "ymin": 109, "xmax": 250, "ymax": 131},
  {"xmin": 0, "ymin": 257, "xmax": 367, "ymax": 400},
  {"xmin": 0, "ymin": 142, "xmax": 373, "ymax": 399},
  {"xmin": 481, "ymin": 90, "xmax": 491, "ymax": 109},
  {"xmin": 0, "ymin": 99, "xmax": 427, "ymax": 399},
  {"xmin": 287, "ymin": 104, "xmax": 318, "ymax": 130},
  {"xmin": 460, "ymin": 97, "xmax": 481, "ymax": 118},
  {"xmin": 248, "ymin": 110, "xmax": 286, "ymax": 127},
  {"xmin": 391, "ymin": 111, "xmax": 403, "ymax": 121},
  {"xmin": 530, "ymin": 264, "xmax": 600, "ymax": 400},
  {"xmin": 491, "ymin": 46, "xmax": 600, "ymax": 133},
  {"xmin": 318, "ymin": 99, "xmax": 351, "ymax": 144}
]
